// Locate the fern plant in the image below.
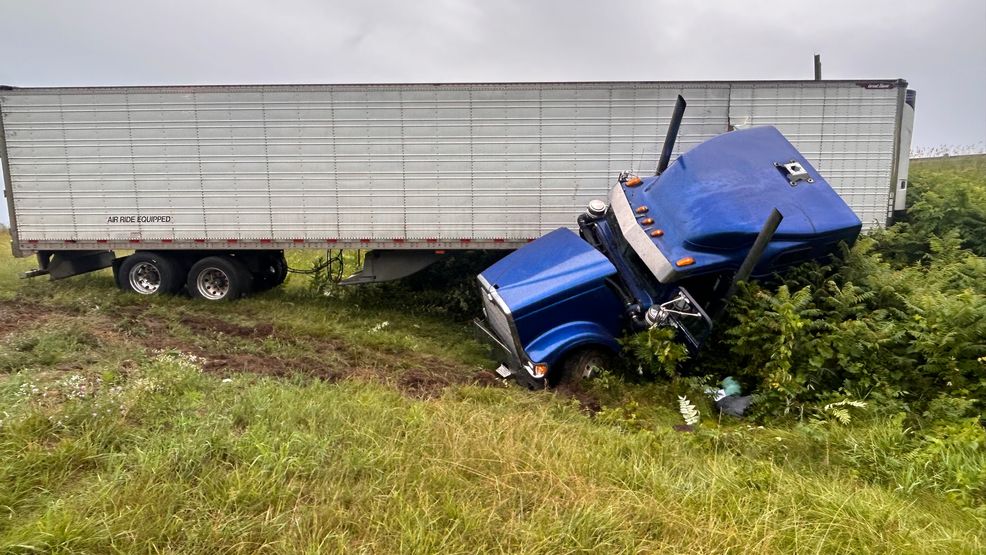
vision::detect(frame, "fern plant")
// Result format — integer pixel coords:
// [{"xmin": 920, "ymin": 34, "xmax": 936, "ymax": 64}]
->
[
  {"xmin": 820, "ymin": 399, "xmax": 868, "ymax": 425},
  {"xmin": 678, "ymin": 396, "xmax": 700, "ymax": 426}
]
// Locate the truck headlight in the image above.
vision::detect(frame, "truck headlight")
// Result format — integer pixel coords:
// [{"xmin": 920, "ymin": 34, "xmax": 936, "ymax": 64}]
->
[{"xmin": 524, "ymin": 361, "xmax": 549, "ymax": 378}]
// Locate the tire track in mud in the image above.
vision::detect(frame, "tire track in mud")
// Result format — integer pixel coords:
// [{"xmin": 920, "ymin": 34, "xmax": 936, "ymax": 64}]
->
[{"xmin": 0, "ymin": 299, "xmax": 502, "ymax": 398}]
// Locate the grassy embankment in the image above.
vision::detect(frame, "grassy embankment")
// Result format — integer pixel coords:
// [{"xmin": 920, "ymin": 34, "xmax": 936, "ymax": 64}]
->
[{"xmin": 0, "ymin": 157, "xmax": 983, "ymax": 553}]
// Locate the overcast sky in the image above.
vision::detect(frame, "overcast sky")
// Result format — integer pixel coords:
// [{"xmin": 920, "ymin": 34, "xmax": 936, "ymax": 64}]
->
[{"xmin": 2, "ymin": 0, "xmax": 985, "ymax": 225}]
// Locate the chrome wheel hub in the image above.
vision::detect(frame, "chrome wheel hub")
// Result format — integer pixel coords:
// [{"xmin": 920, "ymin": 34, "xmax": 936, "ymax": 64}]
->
[
  {"xmin": 196, "ymin": 267, "xmax": 231, "ymax": 300},
  {"xmin": 128, "ymin": 261, "xmax": 161, "ymax": 294}
]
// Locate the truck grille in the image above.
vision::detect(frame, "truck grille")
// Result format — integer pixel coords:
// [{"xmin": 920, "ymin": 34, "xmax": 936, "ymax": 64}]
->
[{"xmin": 481, "ymin": 286, "xmax": 517, "ymax": 357}]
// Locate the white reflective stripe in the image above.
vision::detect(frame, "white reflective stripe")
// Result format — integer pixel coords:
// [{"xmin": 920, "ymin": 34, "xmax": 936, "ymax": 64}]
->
[{"xmin": 609, "ymin": 184, "xmax": 677, "ymax": 283}]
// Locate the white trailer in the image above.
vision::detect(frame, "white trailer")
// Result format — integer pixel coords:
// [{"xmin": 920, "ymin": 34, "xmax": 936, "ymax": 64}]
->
[{"xmin": 1, "ymin": 80, "xmax": 914, "ymax": 298}]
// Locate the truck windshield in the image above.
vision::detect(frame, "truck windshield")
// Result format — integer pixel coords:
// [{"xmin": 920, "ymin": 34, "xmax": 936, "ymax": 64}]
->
[{"xmin": 603, "ymin": 211, "xmax": 665, "ymax": 302}]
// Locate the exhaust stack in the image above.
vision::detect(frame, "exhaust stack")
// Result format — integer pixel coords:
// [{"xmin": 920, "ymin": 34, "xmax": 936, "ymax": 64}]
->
[{"xmin": 656, "ymin": 95, "xmax": 687, "ymax": 175}]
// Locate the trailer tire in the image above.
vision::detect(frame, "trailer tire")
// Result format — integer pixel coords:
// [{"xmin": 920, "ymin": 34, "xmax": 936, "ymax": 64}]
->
[
  {"xmin": 187, "ymin": 256, "xmax": 253, "ymax": 301},
  {"xmin": 119, "ymin": 252, "xmax": 182, "ymax": 296},
  {"xmin": 272, "ymin": 255, "xmax": 288, "ymax": 286},
  {"xmin": 253, "ymin": 253, "xmax": 288, "ymax": 291},
  {"xmin": 552, "ymin": 347, "xmax": 611, "ymax": 387}
]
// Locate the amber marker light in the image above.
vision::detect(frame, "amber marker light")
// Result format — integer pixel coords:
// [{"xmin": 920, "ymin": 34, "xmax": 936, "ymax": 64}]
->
[
  {"xmin": 676, "ymin": 257, "xmax": 695, "ymax": 267},
  {"xmin": 650, "ymin": 229, "xmax": 664, "ymax": 237},
  {"xmin": 635, "ymin": 205, "xmax": 649, "ymax": 214},
  {"xmin": 626, "ymin": 176, "xmax": 642, "ymax": 187},
  {"xmin": 641, "ymin": 218, "xmax": 654, "ymax": 226},
  {"xmin": 533, "ymin": 363, "xmax": 549, "ymax": 377}
]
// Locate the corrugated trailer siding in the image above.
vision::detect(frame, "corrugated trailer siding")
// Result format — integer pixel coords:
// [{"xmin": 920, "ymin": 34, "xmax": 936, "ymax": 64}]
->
[{"xmin": 1, "ymin": 81, "xmax": 901, "ymax": 245}]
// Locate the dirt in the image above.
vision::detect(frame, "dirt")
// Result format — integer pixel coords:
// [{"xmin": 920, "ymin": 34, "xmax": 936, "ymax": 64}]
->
[
  {"xmin": 553, "ymin": 382, "xmax": 603, "ymax": 413},
  {"xmin": 0, "ymin": 298, "xmax": 503, "ymax": 400},
  {"xmin": 0, "ymin": 300, "xmax": 50, "ymax": 338},
  {"xmin": 178, "ymin": 314, "xmax": 275, "ymax": 339}
]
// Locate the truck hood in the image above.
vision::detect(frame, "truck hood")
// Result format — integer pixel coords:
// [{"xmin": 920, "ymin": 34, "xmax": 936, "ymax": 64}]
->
[
  {"xmin": 615, "ymin": 126, "xmax": 862, "ymax": 282},
  {"xmin": 479, "ymin": 228, "xmax": 617, "ymax": 314}
]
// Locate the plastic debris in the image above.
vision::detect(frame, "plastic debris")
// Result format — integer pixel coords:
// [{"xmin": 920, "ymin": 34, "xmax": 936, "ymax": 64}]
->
[
  {"xmin": 705, "ymin": 377, "xmax": 752, "ymax": 417},
  {"xmin": 722, "ymin": 376, "xmax": 742, "ymax": 396},
  {"xmin": 716, "ymin": 395, "xmax": 753, "ymax": 417}
]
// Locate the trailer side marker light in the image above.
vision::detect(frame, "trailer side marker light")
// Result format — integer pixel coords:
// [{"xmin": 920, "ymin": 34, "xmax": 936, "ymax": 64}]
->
[
  {"xmin": 434, "ymin": 250, "xmax": 446, "ymax": 255},
  {"xmin": 676, "ymin": 257, "xmax": 695, "ymax": 267},
  {"xmin": 626, "ymin": 176, "xmax": 642, "ymax": 187},
  {"xmin": 635, "ymin": 206, "xmax": 649, "ymax": 214},
  {"xmin": 650, "ymin": 229, "xmax": 664, "ymax": 237},
  {"xmin": 641, "ymin": 218, "xmax": 654, "ymax": 226}
]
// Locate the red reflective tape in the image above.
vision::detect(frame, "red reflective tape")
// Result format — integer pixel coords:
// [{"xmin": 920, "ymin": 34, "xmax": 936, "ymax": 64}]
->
[
  {"xmin": 260, "ymin": 239, "xmax": 272, "ymax": 244},
  {"xmin": 359, "ymin": 239, "xmax": 370, "ymax": 243},
  {"xmin": 493, "ymin": 238, "xmax": 505, "ymax": 243},
  {"xmin": 326, "ymin": 239, "xmax": 338, "ymax": 243},
  {"xmin": 227, "ymin": 239, "xmax": 238, "ymax": 244},
  {"xmin": 28, "ymin": 240, "xmax": 38, "ymax": 244},
  {"xmin": 66, "ymin": 240, "xmax": 77, "ymax": 244},
  {"xmin": 393, "ymin": 238, "xmax": 405, "ymax": 243},
  {"xmin": 293, "ymin": 239, "xmax": 304, "ymax": 244},
  {"xmin": 128, "ymin": 240, "xmax": 139, "ymax": 244},
  {"xmin": 194, "ymin": 239, "xmax": 206, "ymax": 243},
  {"xmin": 434, "ymin": 250, "xmax": 446, "ymax": 255},
  {"xmin": 459, "ymin": 239, "xmax": 471, "ymax": 244},
  {"xmin": 161, "ymin": 239, "xmax": 173, "ymax": 243},
  {"xmin": 96, "ymin": 239, "xmax": 108, "ymax": 244},
  {"xmin": 426, "ymin": 238, "xmax": 438, "ymax": 243}
]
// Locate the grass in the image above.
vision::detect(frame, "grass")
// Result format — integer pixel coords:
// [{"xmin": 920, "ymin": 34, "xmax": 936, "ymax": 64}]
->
[{"xmin": 1, "ymin": 161, "xmax": 985, "ymax": 552}]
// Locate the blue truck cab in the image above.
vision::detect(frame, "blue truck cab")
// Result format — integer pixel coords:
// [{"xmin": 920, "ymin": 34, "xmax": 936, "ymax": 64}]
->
[{"xmin": 475, "ymin": 124, "xmax": 862, "ymax": 388}]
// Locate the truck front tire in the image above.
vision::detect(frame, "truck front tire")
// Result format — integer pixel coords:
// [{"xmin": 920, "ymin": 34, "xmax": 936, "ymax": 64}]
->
[
  {"xmin": 119, "ymin": 252, "xmax": 182, "ymax": 296},
  {"xmin": 552, "ymin": 347, "xmax": 612, "ymax": 387},
  {"xmin": 187, "ymin": 256, "xmax": 253, "ymax": 301}
]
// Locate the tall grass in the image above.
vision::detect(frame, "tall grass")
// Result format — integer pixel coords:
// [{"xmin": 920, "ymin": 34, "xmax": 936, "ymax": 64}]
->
[{"xmin": 1, "ymin": 157, "xmax": 984, "ymax": 552}]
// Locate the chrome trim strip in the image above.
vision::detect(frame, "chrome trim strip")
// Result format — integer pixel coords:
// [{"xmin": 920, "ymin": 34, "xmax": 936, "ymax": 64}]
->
[
  {"xmin": 478, "ymin": 274, "xmax": 538, "ymax": 375},
  {"xmin": 609, "ymin": 184, "xmax": 677, "ymax": 283}
]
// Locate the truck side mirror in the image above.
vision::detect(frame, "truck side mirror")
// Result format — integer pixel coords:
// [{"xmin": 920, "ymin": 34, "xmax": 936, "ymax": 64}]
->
[{"xmin": 646, "ymin": 287, "xmax": 713, "ymax": 352}]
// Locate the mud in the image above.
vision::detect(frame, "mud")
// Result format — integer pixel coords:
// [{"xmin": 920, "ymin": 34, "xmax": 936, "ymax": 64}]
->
[
  {"xmin": 178, "ymin": 314, "xmax": 275, "ymax": 339},
  {"xmin": 0, "ymin": 298, "xmax": 501, "ymax": 399},
  {"xmin": 0, "ymin": 300, "xmax": 49, "ymax": 338}
]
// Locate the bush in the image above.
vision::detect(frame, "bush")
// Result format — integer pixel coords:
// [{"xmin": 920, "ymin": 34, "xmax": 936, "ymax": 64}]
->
[{"xmin": 629, "ymin": 158, "xmax": 986, "ymax": 430}]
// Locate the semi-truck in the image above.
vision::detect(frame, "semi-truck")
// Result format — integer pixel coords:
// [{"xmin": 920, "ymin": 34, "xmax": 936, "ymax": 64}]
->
[
  {"xmin": 475, "ymin": 96, "xmax": 862, "ymax": 387},
  {"xmin": 1, "ymin": 80, "xmax": 914, "ymax": 300}
]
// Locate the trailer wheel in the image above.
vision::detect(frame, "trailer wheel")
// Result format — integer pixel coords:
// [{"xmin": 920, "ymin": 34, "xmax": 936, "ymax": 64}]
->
[
  {"xmin": 119, "ymin": 252, "xmax": 182, "ymax": 295},
  {"xmin": 272, "ymin": 254, "xmax": 288, "ymax": 286},
  {"xmin": 253, "ymin": 253, "xmax": 288, "ymax": 291},
  {"xmin": 552, "ymin": 347, "xmax": 611, "ymax": 387},
  {"xmin": 187, "ymin": 256, "xmax": 252, "ymax": 301}
]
